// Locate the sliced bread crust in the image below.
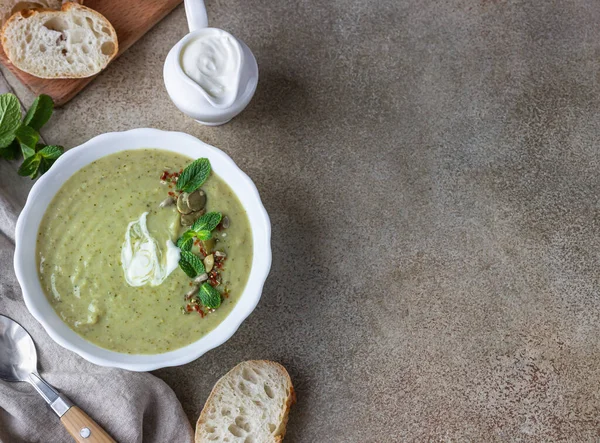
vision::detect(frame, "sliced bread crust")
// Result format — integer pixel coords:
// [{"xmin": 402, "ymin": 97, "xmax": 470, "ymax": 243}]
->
[
  {"xmin": 0, "ymin": 0, "xmax": 60, "ymax": 25},
  {"xmin": 1, "ymin": 2, "xmax": 117, "ymax": 79},
  {"xmin": 196, "ymin": 360, "xmax": 296, "ymax": 443},
  {"xmin": 0, "ymin": 1, "xmax": 83, "ymax": 25}
]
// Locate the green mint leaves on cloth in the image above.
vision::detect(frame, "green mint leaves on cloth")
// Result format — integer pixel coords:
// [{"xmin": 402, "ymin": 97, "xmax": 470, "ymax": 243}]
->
[{"xmin": 0, "ymin": 93, "xmax": 64, "ymax": 179}]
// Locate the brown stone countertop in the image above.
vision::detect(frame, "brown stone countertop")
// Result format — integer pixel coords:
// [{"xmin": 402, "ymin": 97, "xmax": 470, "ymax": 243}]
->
[{"xmin": 4, "ymin": 1, "xmax": 600, "ymax": 441}]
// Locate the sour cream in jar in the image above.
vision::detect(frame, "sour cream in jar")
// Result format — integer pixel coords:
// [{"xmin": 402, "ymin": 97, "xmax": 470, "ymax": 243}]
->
[{"xmin": 179, "ymin": 28, "xmax": 242, "ymax": 108}]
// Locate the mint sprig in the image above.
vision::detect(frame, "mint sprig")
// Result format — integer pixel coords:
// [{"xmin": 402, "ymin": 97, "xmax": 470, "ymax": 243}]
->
[
  {"xmin": 36, "ymin": 145, "xmax": 63, "ymax": 175},
  {"xmin": 176, "ymin": 158, "xmax": 211, "ymax": 193},
  {"xmin": 176, "ymin": 211, "xmax": 222, "ymax": 251},
  {"xmin": 0, "ymin": 93, "xmax": 63, "ymax": 179},
  {"xmin": 177, "ymin": 212, "xmax": 221, "ymax": 276},
  {"xmin": 18, "ymin": 145, "xmax": 64, "ymax": 179},
  {"xmin": 199, "ymin": 283, "xmax": 221, "ymax": 309}
]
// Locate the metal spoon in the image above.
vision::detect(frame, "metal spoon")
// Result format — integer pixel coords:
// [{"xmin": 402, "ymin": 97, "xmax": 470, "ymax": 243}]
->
[{"xmin": 0, "ymin": 314, "xmax": 116, "ymax": 443}]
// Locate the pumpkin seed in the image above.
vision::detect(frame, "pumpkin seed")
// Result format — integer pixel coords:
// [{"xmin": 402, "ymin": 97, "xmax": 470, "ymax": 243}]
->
[
  {"xmin": 180, "ymin": 212, "xmax": 195, "ymax": 226},
  {"xmin": 194, "ymin": 273, "xmax": 209, "ymax": 284},
  {"xmin": 180, "ymin": 208, "xmax": 206, "ymax": 226},
  {"xmin": 214, "ymin": 250, "xmax": 227, "ymax": 258},
  {"xmin": 204, "ymin": 254, "xmax": 214, "ymax": 273},
  {"xmin": 159, "ymin": 196, "xmax": 175, "ymax": 208},
  {"xmin": 187, "ymin": 190, "xmax": 206, "ymax": 211},
  {"xmin": 177, "ymin": 192, "xmax": 193, "ymax": 214},
  {"xmin": 185, "ymin": 286, "xmax": 199, "ymax": 299},
  {"xmin": 202, "ymin": 237, "xmax": 216, "ymax": 254}
]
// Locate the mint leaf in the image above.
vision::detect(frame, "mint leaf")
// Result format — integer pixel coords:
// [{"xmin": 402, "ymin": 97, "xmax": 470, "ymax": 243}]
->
[
  {"xmin": 177, "ymin": 236, "xmax": 193, "ymax": 252},
  {"xmin": 179, "ymin": 251, "xmax": 205, "ymax": 278},
  {"xmin": 177, "ymin": 230, "xmax": 195, "ymax": 247},
  {"xmin": 37, "ymin": 145, "xmax": 63, "ymax": 175},
  {"xmin": 38, "ymin": 144, "xmax": 63, "ymax": 160},
  {"xmin": 18, "ymin": 153, "xmax": 41, "ymax": 178},
  {"xmin": 0, "ymin": 94, "xmax": 22, "ymax": 148},
  {"xmin": 37, "ymin": 159, "xmax": 51, "ymax": 176},
  {"xmin": 0, "ymin": 94, "xmax": 61, "ymax": 180},
  {"xmin": 195, "ymin": 230, "xmax": 212, "ymax": 241},
  {"xmin": 176, "ymin": 158, "xmax": 211, "ymax": 193},
  {"xmin": 191, "ymin": 212, "xmax": 222, "ymax": 232},
  {"xmin": 177, "ymin": 212, "xmax": 222, "ymax": 247},
  {"xmin": 199, "ymin": 283, "xmax": 221, "ymax": 309},
  {"xmin": 16, "ymin": 125, "xmax": 39, "ymax": 158},
  {"xmin": 15, "ymin": 144, "xmax": 63, "ymax": 178},
  {"xmin": 0, "ymin": 140, "xmax": 19, "ymax": 160},
  {"xmin": 179, "ymin": 258, "xmax": 197, "ymax": 278},
  {"xmin": 21, "ymin": 146, "xmax": 35, "ymax": 159},
  {"xmin": 23, "ymin": 94, "xmax": 53, "ymax": 131}
]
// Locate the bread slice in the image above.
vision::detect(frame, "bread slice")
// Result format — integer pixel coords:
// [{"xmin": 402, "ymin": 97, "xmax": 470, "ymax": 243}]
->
[
  {"xmin": 0, "ymin": 1, "xmax": 82, "ymax": 25},
  {"xmin": 0, "ymin": 1, "xmax": 59, "ymax": 25},
  {"xmin": 196, "ymin": 361, "xmax": 296, "ymax": 443},
  {"xmin": 1, "ymin": 2, "xmax": 117, "ymax": 79}
]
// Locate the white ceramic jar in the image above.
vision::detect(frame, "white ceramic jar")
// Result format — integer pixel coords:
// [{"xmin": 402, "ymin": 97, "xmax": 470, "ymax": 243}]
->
[{"xmin": 163, "ymin": 1, "xmax": 258, "ymax": 125}]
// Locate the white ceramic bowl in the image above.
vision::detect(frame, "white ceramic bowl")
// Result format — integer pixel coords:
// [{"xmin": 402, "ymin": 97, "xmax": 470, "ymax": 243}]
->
[{"xmin": 14, "ymin": 128, "xmax": 271, "ymax": 371}]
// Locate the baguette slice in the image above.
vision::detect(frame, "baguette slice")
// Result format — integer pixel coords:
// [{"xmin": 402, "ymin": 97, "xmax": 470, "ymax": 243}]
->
[
  {"xmin": 0, "ymin": 0, "xmax": 82, "ymax": 25},
  {"xmin": 196, "ymin": 361, "xmax": 296, "ymax": 443},
  {"xmin": 0, "ymin": 1, "xmax": 61, "ymax": 25},
  {"xmin": 1, "ymin": 2, "xmax": 117, "ymax": 79}
]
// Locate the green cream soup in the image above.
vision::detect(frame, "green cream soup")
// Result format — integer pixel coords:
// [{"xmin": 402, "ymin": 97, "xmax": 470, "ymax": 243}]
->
[{"xmin": 37, "ymin": 149, "xmax": 253, "ymax": 354}]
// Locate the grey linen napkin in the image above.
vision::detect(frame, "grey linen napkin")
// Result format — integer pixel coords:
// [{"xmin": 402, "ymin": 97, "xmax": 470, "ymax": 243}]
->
[{"xmin": 0, "ymin": 78, "xmax": 194, "ymax": 443}]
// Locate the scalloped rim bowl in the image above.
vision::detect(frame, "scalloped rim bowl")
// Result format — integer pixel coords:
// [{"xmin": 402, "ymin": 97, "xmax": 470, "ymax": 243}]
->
[{"xmin": 14, "ymin": 129, "xmax": 271, "ymax": 371}]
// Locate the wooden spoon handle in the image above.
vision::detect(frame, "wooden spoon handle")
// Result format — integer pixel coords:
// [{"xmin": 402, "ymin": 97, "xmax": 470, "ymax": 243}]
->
[{"xmin": 60, "ymin": 406, "xmax": 116, "ymax": 443}]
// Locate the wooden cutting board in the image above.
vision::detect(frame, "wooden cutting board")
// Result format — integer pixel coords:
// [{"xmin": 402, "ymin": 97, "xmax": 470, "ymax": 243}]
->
[{"xmin": 0, "ymin": 0, "xmax": 182, "ymax": 106}]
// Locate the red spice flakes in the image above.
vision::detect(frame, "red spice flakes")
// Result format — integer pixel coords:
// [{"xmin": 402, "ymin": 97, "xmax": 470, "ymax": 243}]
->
[
  {"xmin": 197, "ymin": 309, "xmax": 205, "ymax": 318},
  {"xmin": 186, "ymin": 304, "xmax": 193, "ymax": 312},
  {"xmin": 167, "ymin": 191, "xmax": 175, "ymax": 197},
  {"xmin": 160, "ymin": 170, "xmax": 182, "ymax": 186},
  {"xmin": 208, "ymin": 269, "xmax": 220, "ymax": 286}
]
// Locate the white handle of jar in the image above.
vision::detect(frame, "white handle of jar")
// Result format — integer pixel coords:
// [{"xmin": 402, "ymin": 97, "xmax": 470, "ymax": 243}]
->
[{"xmin": 184, "ymin": 0, "xmax": 209, "ymax": 32}]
